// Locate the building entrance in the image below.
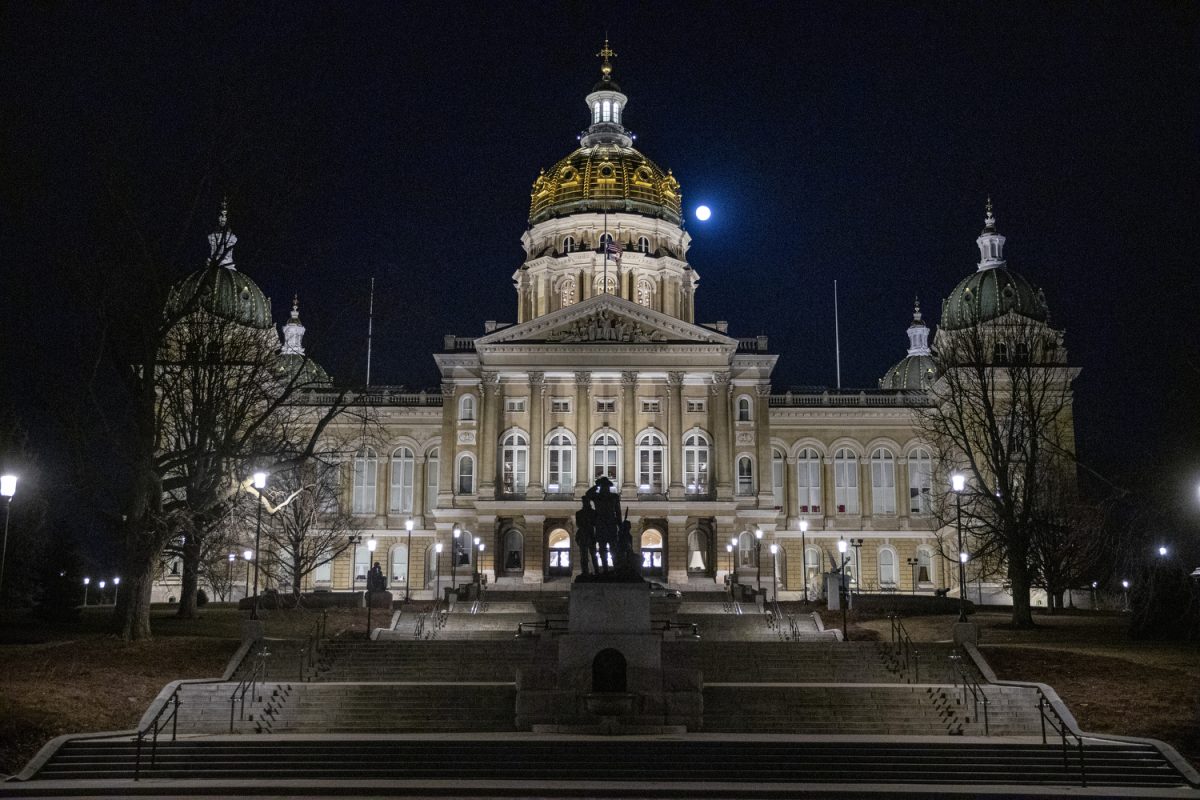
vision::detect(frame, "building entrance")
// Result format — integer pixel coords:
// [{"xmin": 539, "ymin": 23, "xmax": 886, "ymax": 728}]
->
[
  {"xmin": 547, "ymin": 528, "xmax": 572, "ymax": 578},
  {"xmin": 640, "ymin": 529, "xmax": 664, "ymax": 577}
]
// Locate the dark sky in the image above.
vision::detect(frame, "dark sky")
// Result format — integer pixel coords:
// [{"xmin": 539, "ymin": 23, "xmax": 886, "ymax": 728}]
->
[{"xmin": 2, "ymin": 2, "xmax": 1197, "ymax": 496}]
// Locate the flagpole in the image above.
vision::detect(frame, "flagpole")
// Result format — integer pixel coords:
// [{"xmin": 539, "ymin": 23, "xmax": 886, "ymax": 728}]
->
[
  {"xmin": 834, "ymin": 280, "xmax": 842, "ymax": 390},
  {"xmin": 603, "ymin": 204, "xmax": 608, "ymax": 294},
  {"xmin": 366, "ymin": 277, "xmax": 375, "ymax": 387}
]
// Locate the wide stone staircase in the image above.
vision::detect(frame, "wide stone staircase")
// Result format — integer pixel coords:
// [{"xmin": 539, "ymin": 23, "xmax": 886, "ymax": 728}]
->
[
  {"xmin": 24, "ymin": 736, "xmax": 1193, "ymax": 792},
  {"xmin": 315, "ymin": 637, "xmax": 557, "ymax": 682}
]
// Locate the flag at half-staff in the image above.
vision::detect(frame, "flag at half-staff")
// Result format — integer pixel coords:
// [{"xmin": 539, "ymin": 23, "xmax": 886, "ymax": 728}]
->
[{"xmin": 604, "ymin": 239, "xmax": 624, "ymax": 265}]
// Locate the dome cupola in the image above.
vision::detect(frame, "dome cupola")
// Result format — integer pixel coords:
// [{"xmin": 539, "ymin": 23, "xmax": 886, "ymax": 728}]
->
[
  {"xmin": 940, "ymin": 201, "xmax": 1050, "ymax": 331},
  {"xmin": 880, "ymin": 298, "xmax": 936, "ymax": 390},
  {"xmin": 276, "ymin": 295, "xmax": 331, "ymax": 385}
]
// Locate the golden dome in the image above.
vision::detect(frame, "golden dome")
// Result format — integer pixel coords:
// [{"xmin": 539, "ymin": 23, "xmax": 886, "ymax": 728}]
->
[{"xmin": 529, "ymin": 142, "xmax": 682, "ymax": 226}]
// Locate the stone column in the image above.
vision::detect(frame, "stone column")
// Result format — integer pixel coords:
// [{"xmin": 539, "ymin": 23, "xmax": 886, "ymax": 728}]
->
[
  {"xmin": 527, "ymin": 372, "xmax": 545, "ymax": 499},
  {"xmin": 621, "ymin": 370, "xmax": 638, "ymax": 495},
  {"xmin": 860, "ymin": 459, "xmax": 872, "ymax": 527},
  {"xmin": 667, "ymin": 371, "xmax": 685, "ymax": 496},
  {"xmin": 478, "ymin": 372, "xmax": 499, "ymax": 496},
  {"xmin": 413, "ymin": 458, "xmax": 426, "ymax": 527},
  {"xmin": 574, "ymin": 371, "xmax": 591, "ymax": 494},
  {"xmin": 823, "ymin": 456, "xmax": 835, "ymax": 526},
  {"xmin": 755, "ymin": 384, "xmax": 773, "ymax": 505},
  {"xmin": 785, "ymin": 456, "xmax": 800, "ymax": 523},
  {"xmin": 712, "ymin": 373, "xmax": 733, "ymax": 500},
  {"xmin": 438, "ymin": 384, "xmax": 457, "ymax": 505}
]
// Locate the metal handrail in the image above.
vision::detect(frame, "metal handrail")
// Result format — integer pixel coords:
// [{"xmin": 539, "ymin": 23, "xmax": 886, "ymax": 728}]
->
[
  {"xmin": 1037, "ymin": 690, "xmax": 1088, "ymax": 786},
  {"xmin": 653, "ymin": 619, "xmax": 700, "ymax": 638},
  {"xmin": 228, "ymin": 654, "xmax": 265, "ymax": 732},
  {"xmin": 298, "ymin": 609, "xmax": 327, "ymax": 680},
  {"xmin": 133, "ymin": 684, "xmax": 182, "ymax": 781},
  {"xmin": 515, "ymin": 618, "xmax": 569, "ymax": 637},
  {"xmin": 887, "ymin": 615, "xmax": 920, "ymax": 683},
  {"xmin": 948, "ymin": 649, "xmax": 990, "ymax": 735}
]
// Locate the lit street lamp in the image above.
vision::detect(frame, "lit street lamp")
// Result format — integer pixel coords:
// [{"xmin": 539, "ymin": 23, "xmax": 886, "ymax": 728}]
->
[
  {"xmin": 473, "ymin": 536, "xmax": 481, "ymax": 583},
  {"xmin": 226, "ymin": 553, "xmax": 235, "ymax": 601},
  {"xmin": 243, "ymin": 549, "xmax": 253, "ymax": 598},
  {"xmin": 769, "ymin": 543, "xmax": 778, "ymax": 603},
  {"xmin": 754, "ymin": 529, "xmax": 764, "ymax": 593},
  {"xmin": 99, "ymin": 580, "xmax": 106, "ymax": 603},
  {"xmin": 799, "ymin": 519, "xmax": 809, "ymax": 605},
  {"xmin": 1091, "ymin": 580, "xmax": 1098, "ymax": 611},
  {"xmin": 1121, "ymin": 579, "xmax": 1130, "ymax": 611},
  {"xmin": 250, "ymin": 471, "xmax": 267, "ymax": 620},
  {"xmin": 435, "ymin": 542, "xmax": 443, "ymax": 601},
  {"xmin": 404, "ymin": 519, "xmax": 415, "ymax": 602},
  {"xmin": 0, "ymin": 474, "xmax": 17, "ymax": 599},
  {"xmin": 730, "ymin": 537, "xmax": 738, "ymax": 588},
  {"xmin": 837, "ymin": 537, "xmax": 849, "ymax": 640},
  {"xmin": 725, "ymin": 543, "xmax": 734, "ymax": 598},
  {"xmin": 951, "ymin": 472, "xmax": 968, "ymax": 622},
  {"xmin": 451, "ymin": 525, "xmax": 461, "ymax": 590},
  {"xmin": 477, "ymin": 541, "xmax": 486, "ymax": 586},
  {"xmin": 82, "ymin": 576, "xmax": 90, "ymax": 607},
  {"xmin": 113, "ymin": 576, "xmax": 120, "ymax": 606}
]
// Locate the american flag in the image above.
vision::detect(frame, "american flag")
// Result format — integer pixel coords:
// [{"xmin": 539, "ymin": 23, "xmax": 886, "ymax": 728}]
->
[{"xmin": 604, "ymin": 240, "xmax": 623, "ymax": 264}]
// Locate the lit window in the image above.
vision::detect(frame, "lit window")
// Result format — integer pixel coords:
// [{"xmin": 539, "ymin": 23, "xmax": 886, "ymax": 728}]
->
[
  {"xmin": 797, "ymin": 448, "xmax": 821, "ymax": 513},
  {"xmin": 916, "ymin": 546, "xmax": 935, "ymax": 585},
  {"xmin": 870, "ymin": 449, "xmax": 896, "ymax": 515},
  {"xmin": 834, "ymin": 448, "xmax": 859, "ymax": 514},
  {"xmin": 636, "ymin": 279, "xmax": 654, "ymax": 307},
  {"xmin": 560, "ymin": 277, "xmax": 576, "ymax": 307},
  {"xmin": 546, "ymin": 430, "xmax": 575, "ymax": 490},
  {"xmin": 637, "ymin": 431, "xmax": 665, "ymax": 493},
  {"xmin": 612, "ymin": 100, "xmax": 621, "ymax": 123},
  {"xmin": 594, "ymin": 273, "xmax": 617, "ymax": 294},
  {"xmin": 878, "ymin": 547, "xmax": 898, "ymax": 586},
  {"xmin": 592, "ymin": 431, "xmax": 619, "ymax": 485},
  {"xmin": 354, "ymin": 544, "xmax": 370, "ymax": 585},
  {"xmin": 593, "ymin": 101, "xmax": 600, "ymax": 123},
  {"xmin": 684, "ymin": 432, "xmax": 710, "ymax": 495},
  {"xmin": 501, "ymin": 431, "xmax": 529, "ymax": 494},
  {"xmin": 738, "ymin": 531, "xmax": 756, "ymax": 568},
  {"xmin": 389, "ymin": 544, "xmax": 408, "ymax": 587},
  {"xmin": 737, "ymin": 456, "xmax": 754, "ymax": 496},
  {"xmin": 352, "ymin": 447, "xmax": 377, "ymax": 514},
  {"xmin": 389, "ymin": 447, "xmax": 414, "ymax": 515},
  {"xmin": 908, "ymin": 448, "xmax": 932, "ymax": 514},
  {"xmin": 602, "ymin": 99, "xmax": 611, "ymax": 121}
]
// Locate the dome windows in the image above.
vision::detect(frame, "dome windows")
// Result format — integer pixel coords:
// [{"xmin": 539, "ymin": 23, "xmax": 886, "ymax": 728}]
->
[
  {"xmin": 637, "ymin": 236, "xmax": 649, "ymax": 254},
  {"xmin": 562, "ymin": 235, "xmax": 575, "ymax": 254},
  {"xmin": 559, "ymin": 277, "xmax": 577, "ymax": 308},
  {"xmin": 636, "ymin": 278, "xmax": 654, "ymax": 308}
]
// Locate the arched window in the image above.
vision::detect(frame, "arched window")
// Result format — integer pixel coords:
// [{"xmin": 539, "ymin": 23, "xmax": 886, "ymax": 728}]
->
[
  {"xmin": 916, "ymin": 545, "xmax": 935, "ymax": 586},
  {"xmin": 687, "ymin": 530, "xmax": 708, "ymax": 573},
  {"xmin": 834, "ymin": 448, "xmax": 859, "ymax": 514},
  {"xmin": 389, "ymin": 544, "xmax": 409, "ymax": 588},
  {"xmin": 994, "ymin": 342, "xmax": 1008, "ymax": 364},
  {"xmin": 878, "ymin": 546, "xmax": 898, "ymax": 587},
  {"xmin": 560, "ymin": 277, "xmax": 577, "ymax": 307},
  {"xmin": 503, "ymin": 530, "xmax": 524, "ymax": 572},
  {"xmin": 771, "ymin": 448, "xmax": 786, "ymax": 508},
  {"xmin": 738, "ymin": 531, "xmax": 757, "ymax": 568},
  {"xmin": 599, "ymin": 232, "xmax": 613, "ymax": 248},
  {"xmin": 636, "ymin": 278, "xmax": 654, "ymax": 307},
  {"xmin": 546, "ymin": 429, "xmax": 575, "ymax": 492},
  {"xmin": 313, "ymin": 559, "xmax": 332, "ymax": 587},
  {"xmin": 737, "ymin": 396, "xmax": 752, "ymax": 422},
  {"xmin": 354, "ymin": 544, "xmax": 371, "ymax": 586},
  {"xmin": 602, "ymin": 99, "xmax": 611, "ymax": 121},
  {"xmin": 594, "ymin": 273, "xmax": 617, "ymax": 295},
  {"xmin": 459, "ymin": 394, "xmax": 476, "ymax": 421},
  {"xmin": 352, "ymin": 447, "xmax": 377, "ymax": 514},
  {"xmin": 636, "ymin": 431, "xmax": 665, "ymax": 493},
  {"xmin": 612, "ymin": 100, "xmax": 621, "ymax": 123},
  {"xmin": 500, "ymin": 431, "xmax": 529, "ymax": 494},
  {"xmin": 908, "ymin": 448, "xmax": 932, "ymax": 515},
  {"xmin": 592, "ymin": 101, "xmax": 600, "ymax": 124},
  {"xmin": 683, "ymin": 431, "xmax": 710, "ymax": 495},
  {"xmin": 797, "ymin": 448, "xmax": 822, "ymax": 513},
  {"xmin": 562, "ymin": 235, "xmax": 575, "ymax": 254},
  {"xmin": 640, "ymin": 528, "xmax": 663, "ymax": 573},
  {"xmin": 456, "ymin": 453, "xmax": 475, "ymax": 494},
  {"xmin": 591, "ymin": 431, "xmax": 620, "ymax": 485},
  {"xmin": 637, "ymin": 236, "xmax": 649, "ymax": 253},
  {"xmin": 870, "ymin": 448, "xmax": 896, "ymax": 515},
  {"xmin": 389, "ymin": 446, "xmax": 415, "ymax": 514},
  {"xmin": 425, "ymin": 448, "xmax": 439, "ymax": 511},
  {"xmin": 803, "ymin": 545, "xmax": 821, "ymax": 599},
  {"xmin": 737, "ymin": 456, "xmax": 754, "ymax": 496},
  {"xmin": 548, "ymin": 528, "xmax": 571, "ymax": 574}
]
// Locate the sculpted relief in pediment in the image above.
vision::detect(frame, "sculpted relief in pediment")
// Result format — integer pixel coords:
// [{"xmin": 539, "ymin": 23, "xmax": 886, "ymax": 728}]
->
[{"xmin": 544, "ymin": 309, "xmax": 670, "ymax": 344}]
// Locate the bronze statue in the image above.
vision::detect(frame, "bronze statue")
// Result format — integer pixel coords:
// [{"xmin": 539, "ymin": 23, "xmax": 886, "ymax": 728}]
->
[{"xmin": 575, "ymin": 476, "xmax": 641, "ymax": 581}]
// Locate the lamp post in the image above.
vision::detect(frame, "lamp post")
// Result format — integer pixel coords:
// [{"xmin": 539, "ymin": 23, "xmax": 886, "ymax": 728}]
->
[
  {"xmin": 730, "ymin": 536, "xmax": 739, "ymax": 587},
  {"xmin": 477, "ymin": 541, "xmax": 486, "ymax": 586},
  {"xmin": 112, "ymin": 577, "xmax": 120, "ymax": 606},
  {"xmin": 473, "ymin": 536, "xmax": 481, "ymax": 583},
  {"xmin": 850, "ymin": 538, "xmax": 864, "ymax": 596},
  {"xmin": 754, "ymin": 529, "xmax": 764, "ymax": 593},
  {"xmin": 226, "ymin": 553, "xmax": 235, "ymax": 602},
  {"xmin": 0, "ymin": 474, "xmax": 16, "ymax": 599},
  {"xmin": 769, "ymin": 543, "xmax": 778, "ymax": 603},
  {"xmin": 366, "ymin": 537, "xmax": 377, "ymax": 636},
  {"xmin": 250, "ymin": 471, "xmax": 267, "ymax": 621},
  {"xmin": 1091, "ymin": 580, "xmax": 1098, "ymax": 611},
  {"xmin": 799, "ymin": 519, "xmax": 809, "ymax": 605},
  {"xmin": 1121, "ymin": 579, "xmax": 1130, "ymax": 611},
  {"xmin": 906, "ymin": 557, "xmax": 919, "ymax": 595},
  {"xmin": 951, "ymin": 472, "xmax": 968, "ymax": 622},
  {"xmin": 451, "ymin": 525, "xmax": 461, "ymax": 591},
  {"xmin": 99, "ymin": 580, "xmax": 106, "ymax": 604},
  {"xmin": 404, "ymin": 519, "xmax": 414, "ymax": 602},
  {"xmin": 837, "ymin": 537, "xmax": 849, "ymax": 640},
  {"xmin": 725, "ymin": 543, "xmax": 734, "ymax": 598},
  {"xmin": 435, "ymin": 542, "xmax": 443, "ymax": 601},
  {"xmin": 82, "ymin": 577, "xmax": 90, "ymax": 607},
  {"xmin": 243, "ymin": 549, "xmax": 253, "ymax": 598}
]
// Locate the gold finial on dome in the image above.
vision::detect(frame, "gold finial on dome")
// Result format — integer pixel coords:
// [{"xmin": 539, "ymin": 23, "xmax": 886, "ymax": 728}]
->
[{"xmin": 596, "ymin": 37, "xmax": 616, "ymax": 80}]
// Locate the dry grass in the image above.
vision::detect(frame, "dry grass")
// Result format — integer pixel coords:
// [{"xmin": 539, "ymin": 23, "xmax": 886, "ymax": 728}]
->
[{"xmin": 0, "ymin": 602, "xmax": 379, "ymax": 776}]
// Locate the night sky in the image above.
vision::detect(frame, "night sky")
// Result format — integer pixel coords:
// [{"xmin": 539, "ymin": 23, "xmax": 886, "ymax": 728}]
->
[{"xmin": 2, "ymin": 3, "xmax": 1197, "ymax": 513}]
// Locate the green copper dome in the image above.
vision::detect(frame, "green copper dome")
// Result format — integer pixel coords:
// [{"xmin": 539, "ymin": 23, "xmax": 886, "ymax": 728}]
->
[
  {"xmin": 275, "ymin": 352, "xmax": 331, "ymax": 386},
  {"xmin": 167, "ymin": 264, "xmax": 273, "ymax": 330},
  {"xmin": 940, "ymin": 266, "xmax": 1049, "ymax": 331},
  {"xmin": 880, "ymin": 353, "xmax": 936, "ymax": 391}
]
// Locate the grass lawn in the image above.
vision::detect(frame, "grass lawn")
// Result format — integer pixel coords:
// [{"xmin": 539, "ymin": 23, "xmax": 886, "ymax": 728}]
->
[
  {"xmin": 0, "ymin": 602, "xmax": 376, "ymax": 776},
  {"xmin": 853, "ymin": 607, "xmax": 1200, "ymax": 769}
]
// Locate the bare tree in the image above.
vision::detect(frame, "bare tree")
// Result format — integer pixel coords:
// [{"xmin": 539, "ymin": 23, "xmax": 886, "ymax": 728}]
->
[{"xmin": 916, "ymin": 313, "xmax": 1078, "ymax": 627}]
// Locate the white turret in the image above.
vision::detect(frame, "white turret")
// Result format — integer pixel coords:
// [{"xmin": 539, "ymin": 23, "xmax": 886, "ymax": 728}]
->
[
  {"xmin": 906, "ymin": 297, "xmax": 930, "ymax": 356},
  {"xmin": 207, "ymin": 198, "xmax": 238, "ymax": 270},
  {"xmin": 976, "ymin": 197, "xmax": 1006, "ymax": 270},
  {"xmin": 281, "ymin": 295, "xmax": 305, "ymax": 356}
]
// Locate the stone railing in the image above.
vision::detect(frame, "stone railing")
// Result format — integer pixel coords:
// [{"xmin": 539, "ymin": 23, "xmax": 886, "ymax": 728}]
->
[
  {"xmin": 299, "ymin": 387, "xmax": 444, "ymax": 407},
  {"xmin": 737, "ymin": 336, "xmax": 770, "ymax": 352},
  {"xmin": 770, "ymin": 390, "xmax": 932, "ymax": 408},
  {"xmin": 442, "ymin": 336, "xmax": 477, "ymax": 351}
]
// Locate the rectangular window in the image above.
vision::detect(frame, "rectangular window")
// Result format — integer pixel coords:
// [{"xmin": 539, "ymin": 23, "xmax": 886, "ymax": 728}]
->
[
  {"xmin": 551, "ymin": 398, "xmax": 571, "ymax": 413},
  {"xmin": 686, "ymin": 399, "xmax": 706, "ymax": 413},
  {"xmin": 504, "ymin": 398, "xmax": 526, "ymax": 412},
  {"xmin": 596, "ymin": 398, "xmax": 616, "ymax": 413},
  {"xmin": 640, "ymin": 399, "xmax": 661, "ymax": 413}
]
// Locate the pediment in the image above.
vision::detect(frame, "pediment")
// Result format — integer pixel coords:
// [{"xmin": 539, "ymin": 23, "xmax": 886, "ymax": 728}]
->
[{"xmin": 475, "ymin": 294, "xmax": 737, "ymax": 348}]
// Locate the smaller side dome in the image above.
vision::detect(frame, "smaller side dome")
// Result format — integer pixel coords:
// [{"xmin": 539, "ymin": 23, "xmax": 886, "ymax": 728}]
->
[
  {"xmin": 880, "ymin": 298, "xmax": 936, "ymax": 390},
  {"xmin": 276, "ymin": 295, "xmax": 331, "ymax": 385}
]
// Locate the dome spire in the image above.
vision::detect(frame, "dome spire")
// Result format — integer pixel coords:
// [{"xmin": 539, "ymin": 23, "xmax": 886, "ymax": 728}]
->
[
  {"xmin": 906, "ymin": 296, "xmax": 930, "ymax": 356},
  {"xmin": 975, "ymin": 196, "xmax": 1006, "ymax": 270},
  {"xmin": 207, "ymin": 196, "xmax": 238, "ymax": 270},
  {"xmin": 281, "ymin": 294, "xmax": 306, "ymax": 356},
  {"xmin": 597, "ymin": 37, "xmax": 616, "ymax": 81}
]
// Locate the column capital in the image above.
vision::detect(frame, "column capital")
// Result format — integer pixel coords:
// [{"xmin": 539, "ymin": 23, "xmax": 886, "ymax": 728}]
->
[
  {"xmin": 711, "ymin": 372, "xmax": 731, "ymax": 386},
  {"xmin": 621, "ymin": 370, "xmax": 638, "ymax": 386},
  {"xmin": 574, "ymin": 370, "xmax": 592, "ymax": 387},
  {"xmin": 667, "ymin": 371, "xmax": 685, "ymax": 387},
  {"xmin": 755, "ymin": 383, "xmax": 773, "ymax": 397},
  {"xmin": 529, "ymin": 371, "xmax": 545, "ymax": 385},
  {"xmin": 440, "ymin": 383, "xmax": 456, "ymax": 398},
  {"xmin": 481, "ymin": 372, "xmax": 500, "ymax": 391}
]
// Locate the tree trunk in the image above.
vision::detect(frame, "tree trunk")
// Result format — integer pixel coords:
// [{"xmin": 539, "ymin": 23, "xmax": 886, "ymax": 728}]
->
[
  {"xmin": 1008, "ymin": 558, "xmax": 1035, "ymax": 627},
  {"xmin": 111, "ymin": 535, "xmax": 157, "ymax": 640},
  {"xmin": 293, "ymin": 552, "xmax": 303, "ymax": 601},
  {"xmin": 176, "ymin": 531, "xmax": 201, "ymax": 618}
]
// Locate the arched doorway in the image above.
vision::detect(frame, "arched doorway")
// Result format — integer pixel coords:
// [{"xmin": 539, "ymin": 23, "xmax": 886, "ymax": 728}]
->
[
  {"xmin": 547, "ymin": 528, "xmax": 571, "ymax": 578},
  {"xmin": 592, "ymin": 648, "xmax": 627, "ymax": 693},
  {"xmin": 640, "ymin": 529, "xmax": 664, "ymax": 577},
  {"xmin": 502, "ymin": 529, "xmax": 524, "ymax": 576},
  {"xmin": 687, "ymin": 529, "xmax": 710, "ymax": 577}
]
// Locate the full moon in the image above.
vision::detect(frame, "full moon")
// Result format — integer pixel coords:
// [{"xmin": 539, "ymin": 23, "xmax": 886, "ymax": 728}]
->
[{"xmin": 695, "ymin": 205, "xmax": 711, "ymax": 221}]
